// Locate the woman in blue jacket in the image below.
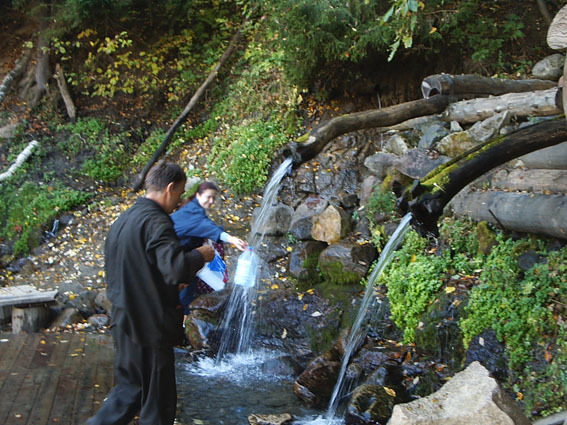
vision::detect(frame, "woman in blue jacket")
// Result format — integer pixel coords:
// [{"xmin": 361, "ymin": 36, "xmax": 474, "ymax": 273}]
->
[{"xmin": 171, "ymin": 181, "xmax": 247, "ymax": 313}]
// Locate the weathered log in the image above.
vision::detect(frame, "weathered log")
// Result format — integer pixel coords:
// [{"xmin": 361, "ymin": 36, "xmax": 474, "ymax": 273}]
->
[
  {"xmin": 397, "ymin": 119, "xmax": 567, "ymax": 237},
  {"xmin": 487, "ymin": 168, "xmax": 567, "ymax": 194},
  {"xmin": 441, "ymin": 87, "xmax": 561, "ymax": 124},
  {"xmin": 518, "ymin": 141, "xmax": 567, "ymax": 169},
  {"xmin": 288, "ymin": 95, "xmax": 452, "ymax": 165},
  {"xmin": 421, "ymin": 74, "xmax": 556, "ymax": 99},
  {"xmin": 0, "ymin": 49, "xmax": 31, "ymax": 105},
  {"xmin": 133, "ymin": 25, "xmax": 244, "ymax": 191},
  {"xmin": 54, "ymin": 63, "xmax": 76, "ymax": 121},
  {"xmin": 450, "ymin": 189, "xmax": 567, "ymax": 240},
  {"xmin": 0, "ymin": 140, "xmax": 39, "ymax": 182},
  {"xmin": 382, "ymin": 115, "xmax": 442, "ymax": 132}
]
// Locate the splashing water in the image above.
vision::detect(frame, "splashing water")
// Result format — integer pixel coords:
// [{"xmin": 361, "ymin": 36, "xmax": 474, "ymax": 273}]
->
[
  {"xmin": 215, "ymin": 158, "xmax": 294, "ymax": 362},
  {"xmin": 178, "ymin": 349, "xmax": 320, "ymax": 424}
]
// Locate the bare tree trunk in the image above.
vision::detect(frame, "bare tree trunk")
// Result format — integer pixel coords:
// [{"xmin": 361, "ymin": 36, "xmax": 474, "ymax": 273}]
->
[
  {"xmin": 0, "ymin": 140, "xmax": 39, "ymax": 182},
  {"xmin": 54, "ymin": 64, "xmax": 76, "ymax": 121},
  {"xmin": 0, "ymin": 50, "xmax": 31, "ymax": 105},
  {"xmin": 133, "ymin": 26, "xmax": 245, "ymax": 191},
  {"xmin": 450, "ymin": 189, "xmax": 567, "ymax": 239},
  {"xmin": 288, "ymin": 95, "xmax": 452, "ymax": 165},
  {"xmin": 421, "ymin": 73, "xmax": 555, "ymax": 99},
  {"xmin": 442, "ymin": 87, "xmax": 561, "ymax": 124},
  {"xmin": 488, "ymin": 168, "xmax": 567, "ymax": 194}
]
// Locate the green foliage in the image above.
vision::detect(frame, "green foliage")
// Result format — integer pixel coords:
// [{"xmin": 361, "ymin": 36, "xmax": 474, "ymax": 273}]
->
[
  {"xmin": 364, "ymin": 186, "xmax": 397, "ymax": 249},
  {"xmin": 59, "ymin": 116, "xmax": 106, "ymax": 156},
  {"xmin": 365, "ymin": 187, "xmax": 396, "ymax": 227},
  {"xmin": 439, "ymin": 2, "xmax": 525, "ymax": 72},
  {"xmin": 520, "ymin": 325, "xmax": 567, "ymax": 416},
  {"xmin": 203, "ymin": 23, "xmax": 301, "ymax": 194},
  {"xmin": 60, "ymin": 117, "xmax": 131, "ymax": 181},
  {"xmin": 256, "ymin": 0, "xmax": 395, "ymax": 86},
  {"xmin": 253, "ymin": 0, "xmax": 531, "ymax": 87},
  {"xmin": 379, "ymin": 219, "xmax": 479, "ymax": 343},
  {"xmin": 379, "ymin": 217, "xmax": 567, "ymax": 416},
  {"xmin": 208, "ymin": 119, "xmax": 289, "ymax": 194},
  {"xmin": 132, "ymin": 129, "xmax": 166, "ymax": 168},
  {"xmin": 0, "ymin": 181, "xmax": 91, "ymax": 256},
  {"xmin": 380, "ymin": 230, "xmax": 446, "ymax": 342},
  {"xmin": 460, "ymin": 236, "xmax": 567, "ymax": 369}
]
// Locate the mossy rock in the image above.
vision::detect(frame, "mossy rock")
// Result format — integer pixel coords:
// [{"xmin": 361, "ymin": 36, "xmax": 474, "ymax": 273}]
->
[
  {"xmin": 477, "ymin": 221, "xmax": 497, "ymax": 255},
  {"xmin": 319, "ymin": 260, "xmax": 361, "ymax": 285}
]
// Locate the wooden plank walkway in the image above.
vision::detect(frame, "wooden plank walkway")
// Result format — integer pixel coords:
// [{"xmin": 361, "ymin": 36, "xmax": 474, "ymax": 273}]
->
[
  {"xmin": 0, "ymin": 332, "xmax": 115, "ymax": 425},
  {"xmin": 0, "ymin": 286, "xmax": 58, "ymax": 307}
]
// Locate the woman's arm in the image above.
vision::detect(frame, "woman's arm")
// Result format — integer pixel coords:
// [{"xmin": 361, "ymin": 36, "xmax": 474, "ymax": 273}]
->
[{"xmin": 220, "ymin": 232, "xmax": 247, "ymax": 251}]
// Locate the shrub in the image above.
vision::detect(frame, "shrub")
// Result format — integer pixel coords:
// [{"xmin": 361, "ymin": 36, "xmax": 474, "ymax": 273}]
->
[
  {"xmin": 0, "ymin": 181, "xmax": 91, "ymax": 256},
  {"xmin": 208, "ymin": 119, "xmax": 289, "ymax": 194}
]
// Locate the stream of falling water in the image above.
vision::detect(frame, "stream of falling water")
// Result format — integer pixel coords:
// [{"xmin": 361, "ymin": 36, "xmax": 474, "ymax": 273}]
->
[
  {"xmin": 295, "ymin": 213, "xmax": 413, "ymax": 425},
  {"xmin": 215, "ymin": 158, "xmax": 294, "ymax": 363}
]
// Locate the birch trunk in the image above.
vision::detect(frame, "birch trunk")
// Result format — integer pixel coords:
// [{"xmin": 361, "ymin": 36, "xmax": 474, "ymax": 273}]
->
[{"xmin": 442, "ymin": 88, "xmax": 561, "ymax": 124}]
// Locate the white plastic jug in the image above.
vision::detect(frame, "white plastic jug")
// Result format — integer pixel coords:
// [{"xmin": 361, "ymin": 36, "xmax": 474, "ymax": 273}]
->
[
  {"xmin": 233, "ymin": 247, "xmax": 259, "ymax": 287},
  {"xmin": 197, "ymin": 252, "xmax": 226, "ymax": 291}
]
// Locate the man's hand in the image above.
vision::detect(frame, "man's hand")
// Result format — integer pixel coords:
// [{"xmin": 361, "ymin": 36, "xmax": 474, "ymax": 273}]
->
[{"xmin": 196, "ymin": 245, "xmax": 215, "ymax": 262}]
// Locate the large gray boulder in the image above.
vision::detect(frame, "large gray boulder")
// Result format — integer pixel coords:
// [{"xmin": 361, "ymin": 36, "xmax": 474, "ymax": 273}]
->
[
  {"xmin": 532, "ymin": 53, "xmax": 564, "ymax": 80},
  {"xmin": 364, "ymin": 152, "xmax": 397, "ymax": 179},
  {"xmin": 387, "ymin": 361, "xmax": 531, "ymax": 425}
]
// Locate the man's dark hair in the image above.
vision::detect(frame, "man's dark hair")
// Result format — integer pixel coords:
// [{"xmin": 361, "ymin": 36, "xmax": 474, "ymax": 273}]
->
[{"xmin": 145, "ymin": 160, "xmax": 186, "ymax": 192}]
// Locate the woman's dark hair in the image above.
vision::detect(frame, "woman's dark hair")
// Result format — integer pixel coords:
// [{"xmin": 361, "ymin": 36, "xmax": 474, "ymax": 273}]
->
[
  {"xmin": 145, "ymin": 160, "xmax": 186, "ymax": 192},
  {"xmin": 182, "ymin": 181, "xmax": 219, "ymax": 206},
  {"xmin": 196, "ymin": 181, "xmax": 219, "ymax": 195}
]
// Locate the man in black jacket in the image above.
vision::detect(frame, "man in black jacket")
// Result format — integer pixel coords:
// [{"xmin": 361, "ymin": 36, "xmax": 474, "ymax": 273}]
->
[{"xmin": 86, "ymin": 161, "xmax": 215, "ymax": 425}]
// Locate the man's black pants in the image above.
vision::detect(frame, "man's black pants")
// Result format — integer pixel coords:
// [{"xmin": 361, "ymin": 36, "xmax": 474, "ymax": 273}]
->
[{"xmin": 86, "ymin": 326, "xmax": 177, "ymax": 425}]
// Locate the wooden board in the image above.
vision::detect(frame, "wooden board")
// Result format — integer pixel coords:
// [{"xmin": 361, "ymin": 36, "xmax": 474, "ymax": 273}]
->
[
  {"xmin": 0, "ymin": 333, "xmax": 116, "ymax": 425},
  {"xmin": 0, "ymin": 285, "xmax": 58, "ymax": 307}
]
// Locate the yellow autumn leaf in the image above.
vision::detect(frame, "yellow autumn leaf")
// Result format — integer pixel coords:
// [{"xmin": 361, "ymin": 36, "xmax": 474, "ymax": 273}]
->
[
  {"xmin": 271, "ymin": 284, "xmax": 279, "ymax": 290},
  {"xmin": 429, "ymin": 26, "xmax": 437, "ymax": 34},
  {"xmin": 281, "ymin": 328, "xmax": 287, "ymax": 339},
  {"xmin": 445, "ymin": 286, "xmax": 456, "ymax": 294},
  {"xmin": 303, "ymin": 304, "xmax": 308, "ymax": 311},
  {"xmin": 306, "ymin": 288, "xmax": 314, "ymax": 294},
  {"xmin": 298, "ymin": 293, "xmax": 304, "ymax": 301},
  {"xmin": 384, "ymin": 386, "xmax": 396, "ymax": 397},
  {"xmin": 286, "ymin": 246, "xmax": 293, "ymax": 252},
  {"xmin": 410, "ymin": 254, "xmax": 417, "ymax": 262}
]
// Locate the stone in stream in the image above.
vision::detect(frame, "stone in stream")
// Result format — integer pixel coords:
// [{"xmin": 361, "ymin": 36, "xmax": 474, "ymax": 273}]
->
[{"xmin": 387, "ymin": 361, "xmax": 531, "ymax": 425}]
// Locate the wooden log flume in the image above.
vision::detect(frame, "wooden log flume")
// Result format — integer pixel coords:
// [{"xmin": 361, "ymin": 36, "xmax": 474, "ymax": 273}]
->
[{"xmin": 421, "ymin": 73, "xmax": 556, "ymax": 99}]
